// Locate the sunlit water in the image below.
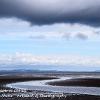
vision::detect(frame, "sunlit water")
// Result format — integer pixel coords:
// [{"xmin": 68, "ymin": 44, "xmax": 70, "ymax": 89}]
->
[{"xmin": 7, "ymin": 76, "xmax": 100, "ymax": 96}]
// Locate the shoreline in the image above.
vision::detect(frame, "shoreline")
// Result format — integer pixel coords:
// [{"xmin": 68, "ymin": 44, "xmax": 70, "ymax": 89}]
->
[
  {"xmin": 0, "ymin": 75, "xmax": 57, "ymax": 85},
  {"xmin": 7, "ymin": 77, "xmax": 100, "ymax": 96},
  {"xmin": 0, "ymin": 72, "xmax": 100, "ymax": 99},
  {"xmin": 47, "ymin": 78, "xmax": 100, "ymax": 87}
]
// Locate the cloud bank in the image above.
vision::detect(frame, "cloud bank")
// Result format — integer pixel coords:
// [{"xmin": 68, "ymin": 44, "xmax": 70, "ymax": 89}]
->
[
  {"xmin": 0, "ymin": 18, "xmax": 99, "ymax": 41},
  {"xmin": 0, "ymin": 53, "xmax": 100, "ymax": 67},
  {"xmin": 0, "ymin": 0, "xmax": 100, "ymax": 26}
]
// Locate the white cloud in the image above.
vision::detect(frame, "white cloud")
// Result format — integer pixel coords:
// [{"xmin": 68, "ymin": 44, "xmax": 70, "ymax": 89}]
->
[
  {"xmin": 0, "ymin": 18, "xmax": 100, "ymax": 41},
  {"xmin": 0, "ymin": 53, "xmax": 100, "ymax": 67}
]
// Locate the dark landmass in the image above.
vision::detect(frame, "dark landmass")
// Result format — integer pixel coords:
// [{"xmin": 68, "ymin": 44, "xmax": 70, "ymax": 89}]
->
[
  {"xmin": 48, "ymin": 78, "xmax": 100, "ymax": 87},
  {"xmin": 0, "ymin": 75, "xmax": 57, "ymax": 85},
  {"xmin": 0, "ymin": 70, "xmax": 100, "ymax": 100},
  {"xmin": 0, "ymin": 70, "xmax": 100, "ymax": 85}
]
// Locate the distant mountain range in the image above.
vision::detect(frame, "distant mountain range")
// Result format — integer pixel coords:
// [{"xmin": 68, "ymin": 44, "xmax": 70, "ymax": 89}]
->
[{"xmin": 0, "ymin": 69, "xmax": 99, "ymax": 76}]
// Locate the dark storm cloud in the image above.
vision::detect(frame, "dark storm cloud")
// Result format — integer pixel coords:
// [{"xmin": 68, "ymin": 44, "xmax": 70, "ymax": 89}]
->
[{"xmin": 0, "ymin": 0, "xmax": 100, "ymax": 26}]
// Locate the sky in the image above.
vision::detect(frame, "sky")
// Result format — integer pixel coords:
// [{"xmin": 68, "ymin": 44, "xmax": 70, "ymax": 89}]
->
[{"xmin": 0, "ymin": 0, "xmax": 100, "ymax": 71}]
